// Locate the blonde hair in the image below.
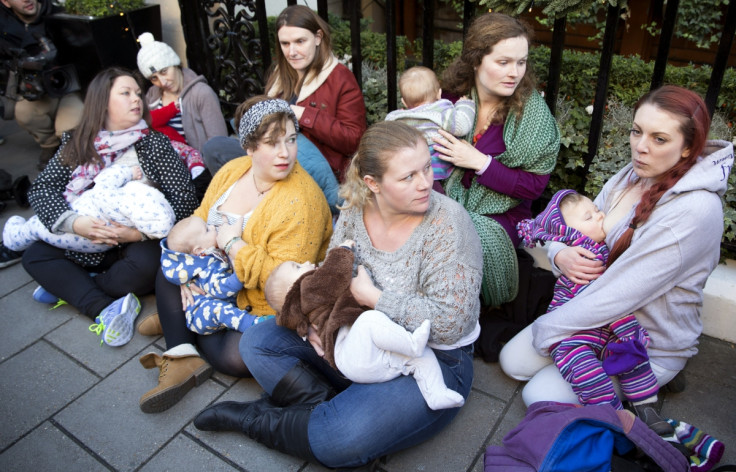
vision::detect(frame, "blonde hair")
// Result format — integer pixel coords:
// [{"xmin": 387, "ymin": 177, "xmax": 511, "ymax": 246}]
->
[
  {"xmin": 166, "ymin": 216, "xmax": 203, "ymax": 254},
  {"xmin": 399, "ymin": 66, "xmax": 440, "ymax": 109},
  {"xmin": 264, "ymin": 262, "xmax": 297, "ymax": 313},
  {"xmin": 339, "ymin": 121, "xmax": 425, "ymax": 210}
]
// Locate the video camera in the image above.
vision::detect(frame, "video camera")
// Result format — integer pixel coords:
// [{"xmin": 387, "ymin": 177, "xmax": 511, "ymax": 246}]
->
[{"xmin": 1, "ymin": 35, "xmax": 80, "ymax": 104}]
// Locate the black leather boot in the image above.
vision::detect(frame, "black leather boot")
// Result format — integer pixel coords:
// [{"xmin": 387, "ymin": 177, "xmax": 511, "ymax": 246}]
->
[
  {"xmin": 271, "ymin": 360, "xmax": 336, "ymax": 406},
  {"xmin": 194, "ymin": 399, "xmax": 317, "ymax": 462},
  {"xmin": 244, "ymin": 402, "xmax": 316, "ymax": 460},
  {"xmin": 193, "ymin": 396, "xmax": 275, "ymax": 432}
]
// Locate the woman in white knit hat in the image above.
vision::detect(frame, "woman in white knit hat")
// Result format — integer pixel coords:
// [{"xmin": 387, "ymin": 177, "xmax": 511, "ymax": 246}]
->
[{"xmin": 137, "ymin": 32, "xmax": 228, "ymax": 197}]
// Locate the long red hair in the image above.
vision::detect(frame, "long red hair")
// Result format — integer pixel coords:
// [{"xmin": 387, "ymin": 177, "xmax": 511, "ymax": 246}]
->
[{"xmin": 608, "ymin": 85, "xmax": 710, "ymax": 265}]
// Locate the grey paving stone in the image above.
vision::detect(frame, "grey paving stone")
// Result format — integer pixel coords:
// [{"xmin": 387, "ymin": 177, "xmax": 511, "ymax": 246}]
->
[
  {"xmin": 212, "ymin": 370, "xmax": 241, "ymax": 387},
  {"xmin": 662, "ymin": 336, "xmax": 736, "ymax": 466},
  {"xmin": 45, "ymin": 312, "xmax": 156, "ymax": 377},
  {"xmin": 486, "ymin": 393, "xmax": 526, "ymax": 448},
  {"xmin": 0, "ymin": 341, "xmax": 98, "ymax": 450},
  {"xmin": 0, "ymin": 258, "xmax": 33, "ymax": 297},
  {"xmin": 472, "ymin": 357, "xmax": 520, "ymax": 401},
  {"xmin": 0, "ymin": 421, "xmax": 106, "ymax": 471},
  {"xmin": 383, "ymin": 390, "xmax": 505, "ymax": 472},
  {"xmin": 186, "ymin": 379, "xmax": 306, "ymax": 471},
  {"xmin": 139, "ymin": 434, "xmax": 238, "ymax": 472},
  {"xmin": 0, "ymin": 282, "xmax": 76, "ymax": 361},
  {"xmin": 53, "ymin": 350, "xmax": 225, "ymax": 472}
]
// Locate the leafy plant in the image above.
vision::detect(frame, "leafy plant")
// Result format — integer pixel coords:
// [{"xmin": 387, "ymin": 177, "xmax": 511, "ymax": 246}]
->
[
  {"xmin": 476, "ymin": 0, "xmax": 627, "ymax": 18},
  {"xmin": 63, "ymin": 0, "xmax": 145, "ymax": 17},
  {"xmin": 256, "ymin": 11, "xmax": 736, "ymax": 253}
]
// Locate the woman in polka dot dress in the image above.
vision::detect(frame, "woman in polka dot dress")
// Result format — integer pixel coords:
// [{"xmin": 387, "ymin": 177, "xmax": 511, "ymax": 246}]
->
[{"xmin": 18, "ymin": 67, "xmax": 198, "ymax": 347}]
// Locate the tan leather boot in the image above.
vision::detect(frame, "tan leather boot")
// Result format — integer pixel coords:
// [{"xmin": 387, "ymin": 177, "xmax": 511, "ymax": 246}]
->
[
  {"xmin": 139, "ymin": 346, "xmax": 213, "ymax": 413},
  {"xmin": 137, "ymin": 312, "xmax": 162, "ymax": 336}
]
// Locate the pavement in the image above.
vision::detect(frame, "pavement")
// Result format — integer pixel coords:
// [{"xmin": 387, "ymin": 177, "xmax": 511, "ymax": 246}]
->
[{"xmin": 1, "ymin": 117, "xmax": 735, "ymax": 472}]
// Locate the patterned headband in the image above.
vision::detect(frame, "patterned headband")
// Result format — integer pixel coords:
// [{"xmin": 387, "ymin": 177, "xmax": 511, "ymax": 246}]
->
[{"xmin": 238, "ymin": 99, "xmax": 299, "ymax": 149}]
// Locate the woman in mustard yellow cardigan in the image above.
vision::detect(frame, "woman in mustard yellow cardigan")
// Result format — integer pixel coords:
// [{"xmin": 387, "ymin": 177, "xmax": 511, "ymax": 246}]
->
[{"xmin": 137, "ymin": 96, "xmax": 332, "ymax": 414}]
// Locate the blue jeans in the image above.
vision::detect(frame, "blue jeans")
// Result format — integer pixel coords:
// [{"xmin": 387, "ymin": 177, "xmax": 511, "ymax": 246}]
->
[{"xmin": 240, "ymin": 318, "xmax": 474, "ymax": 468}]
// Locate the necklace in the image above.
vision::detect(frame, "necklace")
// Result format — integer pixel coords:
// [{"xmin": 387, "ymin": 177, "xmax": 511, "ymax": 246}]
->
[
  {"xmin": 473, "ymin": 106, "xmax": 497, "ymax": 144},
  {"xmin": 252, "ymin": 172, "xmax": 274, "ymax": 197}
]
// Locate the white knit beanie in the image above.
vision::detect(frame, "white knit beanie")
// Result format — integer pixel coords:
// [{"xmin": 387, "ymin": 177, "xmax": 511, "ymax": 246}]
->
[{"xmin": 137, "ymin": 32, "xmax": 181, "ymax": 79}]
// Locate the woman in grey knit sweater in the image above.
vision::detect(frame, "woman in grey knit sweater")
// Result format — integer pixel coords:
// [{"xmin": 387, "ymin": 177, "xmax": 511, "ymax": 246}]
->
[{"xmin": 193, "ymin": 121, "xmax": 483, "ymax": 468}]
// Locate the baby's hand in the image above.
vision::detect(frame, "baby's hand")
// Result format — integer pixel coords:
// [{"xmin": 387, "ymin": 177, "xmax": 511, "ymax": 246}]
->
[
  {"xmin": 131, "ymin": 165, "xmax": 143, "ymax": 180},
  {"xmin": 340, "ymin": 239, "xmax": 355, "ymax": 249}
]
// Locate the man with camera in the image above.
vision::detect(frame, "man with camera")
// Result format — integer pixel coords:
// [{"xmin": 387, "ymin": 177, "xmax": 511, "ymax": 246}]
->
[{"xmin": 1, "ymin": 0, "xmax": 83, "ymax": 170}]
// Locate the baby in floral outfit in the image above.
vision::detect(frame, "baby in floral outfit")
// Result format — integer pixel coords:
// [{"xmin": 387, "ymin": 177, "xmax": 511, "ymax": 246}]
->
[{"xmin": 3, "ymin": 148, "xmax": 174, "ymax": 253}]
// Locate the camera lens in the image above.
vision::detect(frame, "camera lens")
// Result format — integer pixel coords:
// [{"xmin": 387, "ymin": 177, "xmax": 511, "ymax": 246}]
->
[
  {"xmin": 47, "ymin": 69, "xmax": 69, "ymax": 91},
  {"xmin": 42, "ymin": 65, "xmax": 80, "ymax": 98}
]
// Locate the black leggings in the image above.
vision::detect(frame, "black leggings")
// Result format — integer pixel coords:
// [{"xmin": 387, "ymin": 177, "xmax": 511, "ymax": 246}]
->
[
  {"xmin": 22, "ymin": 240, "xmax": 160, "ymax": 319},
  {"xmin": 155, "ymin": 269, "xmax": 250, "ymax": 378}
]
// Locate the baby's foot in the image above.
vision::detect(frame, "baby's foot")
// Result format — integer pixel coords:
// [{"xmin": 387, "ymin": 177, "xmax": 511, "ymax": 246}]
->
[
  {"xmin": 409, "ymin": 319, "xmax": 431, "ymax": 357},
  {"xmin": 3, "ymin": 215, "xmax": 32, "ymax": 251}
]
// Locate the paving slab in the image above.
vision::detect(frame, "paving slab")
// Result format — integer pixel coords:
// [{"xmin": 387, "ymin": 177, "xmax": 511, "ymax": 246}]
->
[
  {"xmin": 0, "ymin": 282, "xmax": 76, "ymax": 361},
  {"xmin": 0, "ymin": 421, "xmax": 106, "ymax": 472},
  {"xmin": 0, "ymin": 119, "xmax": 40, "ymax": 179},
  {"xmin": 45, "ymin": 313, "xmax": 156, "ymax": 377},
  {"xmin": 0, "ymin": 341, "xmax": 98, "ymax": 450},
  {"xmin": 472, "ymin": 356, "xmax": 519, "ymax": 401},
  {"xmin": 0, "ymin": 251, "xmax": 33, "ymax": 296},
  {"xmin": 382, "ymin": 390, "xmax": 505, "ymax": 472},
  {"xmin": 662, "ymin": 336, "xmax": 736, "ymax": 466},
  {"xmin": 53, "ymin": 350, "xmax": 225, "ymax": 472},
  {"xmin": 139, "ymin": 434, "xmax": 239, "ymax": 472},
  {"xmin": 186, "ymin": 379, "xmax": 307, "ymax": 471},
  {"xmin": 486, "ymin": 393, "xmax": 527, "ymax": 448}
]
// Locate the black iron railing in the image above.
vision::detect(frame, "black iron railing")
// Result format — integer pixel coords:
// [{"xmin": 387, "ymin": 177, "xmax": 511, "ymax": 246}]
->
[{"xmin": 177, "ymin": 0, "xmax": 734, "ymax": 171}]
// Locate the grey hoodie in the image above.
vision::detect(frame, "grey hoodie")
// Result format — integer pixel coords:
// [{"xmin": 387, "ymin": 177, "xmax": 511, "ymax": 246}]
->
[{"xmin": 534, "ymin": 140, "xmax": 734, "ymax": 371}]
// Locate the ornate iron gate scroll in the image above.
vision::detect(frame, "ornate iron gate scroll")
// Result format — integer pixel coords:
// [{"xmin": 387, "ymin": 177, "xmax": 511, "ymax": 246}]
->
[{"xmin": 178, "ymin": 0, "xmax": 267, "ymax": 122}]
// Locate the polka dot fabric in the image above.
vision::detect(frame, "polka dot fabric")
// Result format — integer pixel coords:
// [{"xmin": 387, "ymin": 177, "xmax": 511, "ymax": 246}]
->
[{"xmin": 27, "ymin": 130, "xmax": 198, "ymax": 266}]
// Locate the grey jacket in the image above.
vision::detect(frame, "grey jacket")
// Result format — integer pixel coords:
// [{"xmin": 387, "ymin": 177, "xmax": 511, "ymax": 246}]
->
[
  {"xmin": 535, "ymin": 140, "xmax": 734, "ymax": 371},
  {"xmin": 145, "ymin": 67, "xmax": 227, "ymax": 152}
]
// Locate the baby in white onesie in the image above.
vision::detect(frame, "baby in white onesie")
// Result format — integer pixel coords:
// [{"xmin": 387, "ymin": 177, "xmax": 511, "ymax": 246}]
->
[{"xmin": 3, "ymin": 156, "xmax": 175, "ymax": 253}]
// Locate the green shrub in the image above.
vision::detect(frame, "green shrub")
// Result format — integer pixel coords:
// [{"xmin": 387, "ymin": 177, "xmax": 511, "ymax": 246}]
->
[
  {"xmin": 261, "ymin": 12, "xmax": 736, "ymax": 252},
  {"xmin": 63, "ymin": 0, "xmax": 145, "ymax": 16}
]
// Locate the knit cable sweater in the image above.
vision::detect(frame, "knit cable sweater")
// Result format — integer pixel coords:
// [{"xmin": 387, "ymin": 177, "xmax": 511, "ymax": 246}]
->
[{"xmin": 330, "ymin": 192, "xmax": 483, "ymax": 345}]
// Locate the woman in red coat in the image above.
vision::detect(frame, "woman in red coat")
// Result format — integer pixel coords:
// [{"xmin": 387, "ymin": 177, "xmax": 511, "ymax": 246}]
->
[
  {"xmin": 265, "ymin": 5, "xmax": 366, "ymax": 181},
  {"xmin": 202, "ymin": 5, "xmax": 366, "ymax": 182}
]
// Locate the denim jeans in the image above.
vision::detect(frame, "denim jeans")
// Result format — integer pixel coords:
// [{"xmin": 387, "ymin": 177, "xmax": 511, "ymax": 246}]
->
[{"xmin": 240, "ymin": 318, "xmax": 474, "ymax": 468}]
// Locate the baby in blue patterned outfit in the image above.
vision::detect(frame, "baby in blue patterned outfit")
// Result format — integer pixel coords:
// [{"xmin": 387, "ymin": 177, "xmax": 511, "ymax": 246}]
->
[
  {"xmin": 161, "ymin": 215, "xmax": 272, "ymax": 334},
  {"xmin": 2, "ymin": 161, "xmax": 175, "ymax": 253}
]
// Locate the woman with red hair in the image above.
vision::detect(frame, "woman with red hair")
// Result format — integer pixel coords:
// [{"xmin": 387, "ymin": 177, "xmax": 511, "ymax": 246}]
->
[{"xmin": 500, "ymin": 85, "xmax": 733, "ymax": 406}]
